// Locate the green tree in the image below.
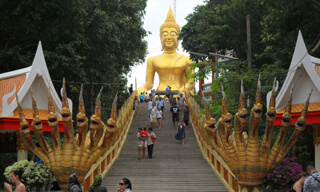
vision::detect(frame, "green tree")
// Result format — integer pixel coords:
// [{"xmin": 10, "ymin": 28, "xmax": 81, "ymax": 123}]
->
[{"xmin": 0, "ymin": 0, "xmax": 148, "ymax": 119}]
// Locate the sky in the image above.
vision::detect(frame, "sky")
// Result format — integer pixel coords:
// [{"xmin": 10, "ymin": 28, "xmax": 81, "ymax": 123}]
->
[{"xmin": 127, "ymin": 0, "xmax": 208, "ymax": 91}]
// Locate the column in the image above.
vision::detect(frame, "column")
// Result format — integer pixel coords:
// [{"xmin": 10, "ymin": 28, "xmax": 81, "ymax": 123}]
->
[
  {"xmin": 314, "ymin": 125, "xmax": 320, "ymax": 171},
  {"xmin": 16, "ymin": 131, "xmax": 28, "ymax": 161}
]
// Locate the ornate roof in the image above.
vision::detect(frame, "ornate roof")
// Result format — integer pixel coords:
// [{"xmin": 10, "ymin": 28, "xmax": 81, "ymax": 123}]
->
[
  {"xmin": 0, "ymin": 42, "xmax": 66, "ymax": 129},
  {"xmin": 267, "ymin": 31, "xmax": 320, "ymax": 125}
]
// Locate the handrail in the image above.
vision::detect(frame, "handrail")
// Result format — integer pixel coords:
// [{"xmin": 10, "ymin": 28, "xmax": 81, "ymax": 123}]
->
[
  {"xmin": 83, "ymin": 91, "xmax": 137, "ymax": 191},
  {"xmin": 185, "ymin": 91, "xmax": 240, "ymax": 192}
]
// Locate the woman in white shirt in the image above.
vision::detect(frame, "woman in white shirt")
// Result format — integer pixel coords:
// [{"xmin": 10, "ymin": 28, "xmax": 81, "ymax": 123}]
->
[{"xmin": 156, "ymin": 106, "xmax": 163, "ymax": 130}]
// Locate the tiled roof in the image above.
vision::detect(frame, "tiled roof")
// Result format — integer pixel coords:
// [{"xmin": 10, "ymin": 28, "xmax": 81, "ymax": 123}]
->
[
  {"xmin": 0, "ymin": 75, "xmax": 26, "ymax": 115},
  {"xmin": 2, "ymin": 108, "xmax": 61, "ymax": 121},
  {"xmin": 277, "ymin": 102, "xmax": 320, "ymax": 114}
]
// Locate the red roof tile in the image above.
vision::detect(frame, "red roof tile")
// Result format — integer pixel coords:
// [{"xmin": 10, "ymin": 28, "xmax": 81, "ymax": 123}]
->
[{"xmin": 0, "ymin": 75, "xmax": 26, "ymax": 115}]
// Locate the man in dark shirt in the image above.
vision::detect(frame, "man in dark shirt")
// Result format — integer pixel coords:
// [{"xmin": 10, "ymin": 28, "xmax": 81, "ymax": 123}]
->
[
  {"xmin": 170, "ymin": 102, "xmax": 180, "ymax": 129},
  {"xmin": 169, "ymin": 94, "xmax": 176, "ymax": 108},
  {"xmin": 304, "ymin": 165, "xmax": 320, "ymax": 192}
]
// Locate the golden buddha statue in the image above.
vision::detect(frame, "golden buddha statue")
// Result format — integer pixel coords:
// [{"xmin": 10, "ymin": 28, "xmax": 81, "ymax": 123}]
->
[{"xmin": 139, "ymin": 8, "xmax": 194, "ymax": 93}]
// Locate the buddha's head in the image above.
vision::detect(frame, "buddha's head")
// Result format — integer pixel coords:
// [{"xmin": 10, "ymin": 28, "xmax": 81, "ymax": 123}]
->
[{"xmin": 160, "ymin": 8, "xmax": 180, "ymax": 51}]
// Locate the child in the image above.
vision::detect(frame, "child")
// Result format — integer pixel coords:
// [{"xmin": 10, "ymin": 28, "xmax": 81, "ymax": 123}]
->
[{"xmin": 140, "ymin": 128, "xmax": 149, "ymax": 139}]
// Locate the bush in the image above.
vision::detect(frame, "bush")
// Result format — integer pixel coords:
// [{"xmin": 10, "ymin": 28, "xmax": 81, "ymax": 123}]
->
[
  {"xmin": 265, "ymin": 156, "xmax": 303, "ymax": 191},
  {"xmin": 4, "ymin": 160, "xmax": 56, "ymax": 192}
]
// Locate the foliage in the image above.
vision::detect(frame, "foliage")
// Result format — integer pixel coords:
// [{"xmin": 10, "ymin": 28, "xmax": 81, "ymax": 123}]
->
[
  {"xmin": 180, "ymin": 0, "xmax": 266, "ymax": 63},
  {"xmin": 265, "ymin": 157, "xmax": 303, "ymax": 191},
  {"xmin": 0, "ymin": 0, "xmax": 148, "ymax": 121},
  {"xmin": 4, "ymin": 160, "xmax": 56, "ymax": 192},
  {"xmin": 286, "ymin": 129, "xmax": 314, "ymax": 168},
  {"xmin": 260, "ymin": 0, "xmax": 320, "ymax": 69},
  {"xmin": 183, "ymin": 0, "xmax": 317, "ymax": 169}
]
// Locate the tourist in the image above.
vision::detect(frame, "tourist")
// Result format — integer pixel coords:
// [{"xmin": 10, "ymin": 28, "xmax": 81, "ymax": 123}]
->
[
  {"xmin": 155, "ymin": 94, "xmax": 161, "ymax": 103},
  {"xmin": 292, "ymin": 172, "xmax": 307, "ymax": 192},
  {"xmin": 182, "ymin": 106, "xmax": 190, "ymax": 130},
  {"xmin": 89, "ymin": 174, "xmax": 107, "ymax": 192},
  {"xmin": 156, "ymin": 106, "xmax": 163, "ymax": 130},
  {"xmin": 149, "ymin": 102, "xmax": 157, "ymax": 128},
  {"xmin": 176, "ymin": 97, "xmax": 181, "ymax": 110},
  {"xmin": 156, "ymin": 97, "xmax": 165, "ymax": 117},
  {"xmin": 140, "ymin": 128, "xmax": 149, "ymax": 138},
  {"xmin": 175, "ymin": 119, "xmax": 186, "ymax": 144},
  {"xmin": 4, "ymin": 169, "xmax": 26, "ymax": 192},
  {"xmin": 170, "ymin": 102, "xmax": 180, "ymax": 129},
  {"xmin": 169, "ymin": 94, "xmax": 176, "ymax": 108},
  {"xmin": 134, "ymin": 97, "xmax": 139, "ymax": 117},
  {"xmin": 165, "ymin": 85, "xmax": 171, "ymax": 98},
  {"xmin": 165, "ymin": 95, "xmax": 169, "ymax": 103},
  {"xmin": 137, "ymin": 128, "xmax": 146, "ymax": 160},
  {"xmin": 147, "ymin": 128, "xmax": 157, "ymax": 159},
  {"xmin": 147, "ymin": 99, "xmax": 153, "ymax": 122},
  {"xmin": 68, "ymin": 173, "xmax": 82, "ymax": 192},
  {"xmin": 144, "ymin": 92, "xmax": 149, "ymax": 103},
  {"xmin": 139, "ymin": 92, "xmax": 144, "ymax": 103},
  {"xmin": 303, "ymin": 165, "xmax": 320, "ymax": 191},
  {"xmin": 117, "ymin": 178, "xmax": 132, "ymax": 192},
  {"xmin": 179, "ymin": 93, "xmax": 186, "ymax": 111}
]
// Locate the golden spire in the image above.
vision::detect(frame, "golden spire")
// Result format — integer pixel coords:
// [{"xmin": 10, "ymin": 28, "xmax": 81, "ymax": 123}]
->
[
  {"xmin": 160, "ymin": 7, "xmax": 180, "ymax": 35},
  {"xmin": 30, "ymin": 87, "xmax": 39, "ymax": 118}
]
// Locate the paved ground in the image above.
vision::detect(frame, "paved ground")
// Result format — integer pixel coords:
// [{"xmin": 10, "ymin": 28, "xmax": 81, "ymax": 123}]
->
[{"xmin": 102, "ymin": 102, "xmax": 227, "ymax": 192}]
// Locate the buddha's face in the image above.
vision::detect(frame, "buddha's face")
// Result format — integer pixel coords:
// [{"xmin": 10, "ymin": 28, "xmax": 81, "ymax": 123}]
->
[{"xmin": 161, "ymin": 27, "xmax": 178, "ymax": 50}]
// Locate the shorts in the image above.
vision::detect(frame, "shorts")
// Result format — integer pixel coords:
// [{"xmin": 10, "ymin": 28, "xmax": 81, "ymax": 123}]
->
[
  {"xmin": 184, "ymin": 120, "xmax": 189, "ymax": 126},
  {"xmin": 157, "ymin": 117, "xmax": 162, "ymax": 120},
  {"xmin": 138, "ymin": 142, "xmax": 146, "ymax": 148},
  {"xmin": 172, "ymin": 115, "xmax": 179, "ymax": 122},
  {"xmin": 150, "ymin": 114, "xmax": 157, "ymax": 122},
  {"xmin": 140, "ymin": 99, "xmax": 143, "ymax": 103}
]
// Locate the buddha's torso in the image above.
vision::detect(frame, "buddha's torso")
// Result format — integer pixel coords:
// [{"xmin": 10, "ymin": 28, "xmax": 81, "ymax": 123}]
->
[{"xmin": 150, "ymin": 53, "xmax": 190, "ymax": 91}]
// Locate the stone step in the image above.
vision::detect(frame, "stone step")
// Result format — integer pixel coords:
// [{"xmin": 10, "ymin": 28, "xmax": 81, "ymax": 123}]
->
[{"xmin": 102, "ymin": 102, "xmax": 227, "ymax": 192}]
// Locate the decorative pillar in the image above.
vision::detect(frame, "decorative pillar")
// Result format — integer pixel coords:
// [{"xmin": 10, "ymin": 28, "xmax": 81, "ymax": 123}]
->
[
  {"xmin": 313, "ymin": 124, "xmax": 320, "ymax": 171},
  {"xmin": 16, "ymin": 131, "xmax": 28, "ymax": 161}
]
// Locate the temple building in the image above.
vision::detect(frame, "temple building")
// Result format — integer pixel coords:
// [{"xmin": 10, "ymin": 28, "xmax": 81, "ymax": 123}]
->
[
  {"xmin": 0, "ymin": 42, "xmax": 66, "ymax": 161},
  {"xmin": 267, "ymin": 31, "xmax": 320, "ymax": 171}
]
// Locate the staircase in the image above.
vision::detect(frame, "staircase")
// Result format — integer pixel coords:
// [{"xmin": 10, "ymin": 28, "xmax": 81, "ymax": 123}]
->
[{"xmin": 102, "ymin": 102, "xmax": 227, "ymax": 192}]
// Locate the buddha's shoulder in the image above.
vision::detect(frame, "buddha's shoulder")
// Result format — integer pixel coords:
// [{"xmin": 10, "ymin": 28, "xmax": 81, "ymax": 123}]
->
[{"xmin": 148, "ymin": 53, "xmax": 191, "ymax": 61}]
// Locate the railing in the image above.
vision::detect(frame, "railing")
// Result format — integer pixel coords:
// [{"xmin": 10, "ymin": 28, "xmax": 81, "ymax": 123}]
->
[
  {"xmin": 185, "ymin": 91, "xmax": 240, "ymax": 192},
  {"xmin": 82, "ymin": 91, "xmax": 136, "ymax": 191}
]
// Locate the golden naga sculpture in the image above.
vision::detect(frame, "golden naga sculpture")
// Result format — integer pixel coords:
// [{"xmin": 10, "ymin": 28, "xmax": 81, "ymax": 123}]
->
[
  {"xmin": 17, "ymin": 79, "xmax": 120, "ymax": 191},
  {"xmin": 185, "ymin": 76, "xmax": 312, "ymax": 187},
  {"xmin": 138, "ymin": 8, "xmax": 194, "ymax": 93}
]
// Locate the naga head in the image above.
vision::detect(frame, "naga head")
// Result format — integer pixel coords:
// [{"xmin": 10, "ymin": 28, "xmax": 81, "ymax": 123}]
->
[
  {"xmin": 295, "ymin": 89, "xmax": 312, "ymax": 131},
  {"xmin": 266, "ymin": 78, "xmax": 277, "ymax": 121},
  {"xmin": 202, "ymin": 91, "xmax": 216, "ymax": 131},
  {"xmin": 106, "ymin": 93, "xmax": 118, "ymax": 133},
  {"xmin": 281, "ymin": 85, "xmax": 293, "ymax": 126},
  {"xmin": 89, "ymin": 87, "xmax": 104, "ymax": 133},
  {"xmin": 252, "ymin": 74, "xmax": 263, "ymax": 118},
  {"xmin": 221, "ymin": 84, "xmax": 233, "ymax": 127},
  {"xmin": 31, "ymin": 88, "xmax": 43, "ymax": 132},
  {"xmin": 48, "ymin": 86, "xmax": 58, "ymax": 127},
  {"xmin": 17, "ymin": 96, "xmax": 31, "ymax": 135},
  {"xmin": 77, "ymin": 84, "xmax": 88, "ymax": 129},
  {"xmin": 61, "ymin": 78, "xmax": 72, "ymax": 122},
  {"xmin": 236, "ymin": 80, "xmax": 248, "ymax": 124}
]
